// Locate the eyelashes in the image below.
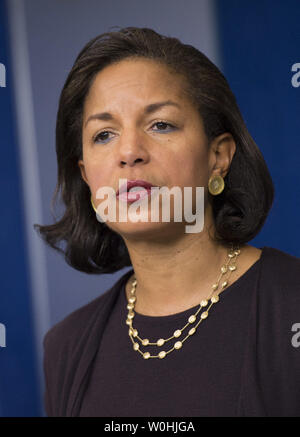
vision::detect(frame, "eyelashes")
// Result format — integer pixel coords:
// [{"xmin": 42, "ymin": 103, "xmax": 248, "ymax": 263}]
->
[{"xmin": 92, "ymin": 121, "xmax": 177, "ymax": 144}]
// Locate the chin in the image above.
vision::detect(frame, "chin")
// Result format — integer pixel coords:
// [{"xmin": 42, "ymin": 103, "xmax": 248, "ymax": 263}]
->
[{"xmin": 106, "ymin": 219, "xmax": 185, "ymax": 241}]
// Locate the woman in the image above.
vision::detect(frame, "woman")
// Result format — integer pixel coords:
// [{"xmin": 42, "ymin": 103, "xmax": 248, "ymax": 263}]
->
[{"xmin": 36, "ymin": 27, "xmax": 300, "ymax": 417}]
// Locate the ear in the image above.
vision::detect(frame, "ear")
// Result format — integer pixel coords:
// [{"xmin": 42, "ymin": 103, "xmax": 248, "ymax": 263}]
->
[
  {"xmin": 78, "ymin": 159, "xmax": 89, "ymax": 185},
  {"xmin": 208, "ymin": 132, "xmax": 236, "ymax": 178}
]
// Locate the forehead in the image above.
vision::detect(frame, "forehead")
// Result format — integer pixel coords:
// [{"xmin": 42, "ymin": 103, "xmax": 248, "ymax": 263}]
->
[{"xmin": 85, "ymin": 58, "xmax": 186, "ymax": 105}]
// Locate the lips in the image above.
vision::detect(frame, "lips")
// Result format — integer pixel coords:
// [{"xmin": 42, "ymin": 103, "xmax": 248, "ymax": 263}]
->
[{"xmin": 116, "ymin": 179, "xmax": 155, "ymax": 196}]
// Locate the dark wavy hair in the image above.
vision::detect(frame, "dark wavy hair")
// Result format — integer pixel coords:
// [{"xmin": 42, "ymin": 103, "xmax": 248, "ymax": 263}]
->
[{"xmin": 34, "ymin": 26, "xmax": 274, "ymax": 274}]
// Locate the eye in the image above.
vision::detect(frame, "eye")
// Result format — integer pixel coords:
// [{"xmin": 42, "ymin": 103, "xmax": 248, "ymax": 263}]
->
[
  {"xmin": 92, "ymin": 121, "xmax": 176, "ymax": 144},
  {"xmin": 93, "ymin": 131, "xmax": 115, "ymax": 144},
  {"xmin": 151, "ymin": 121, "xmax": 176, "ymax": 133}
]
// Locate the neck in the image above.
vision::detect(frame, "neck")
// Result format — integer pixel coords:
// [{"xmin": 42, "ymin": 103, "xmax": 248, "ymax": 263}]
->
[{"xmin": 123, "ymin": 225, "xmax": 234, "ymax": 317}]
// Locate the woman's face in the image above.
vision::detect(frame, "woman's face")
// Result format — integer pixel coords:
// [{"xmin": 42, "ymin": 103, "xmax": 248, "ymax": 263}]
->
[{"xmin": 79, "ymin": 58, "xmax": 216, "ymax": 240}]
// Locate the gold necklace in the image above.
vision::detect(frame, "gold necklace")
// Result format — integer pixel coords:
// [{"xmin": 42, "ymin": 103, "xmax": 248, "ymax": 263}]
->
[{"xmin": 126, "ymin": 245, "xmax": 241, "ymax": 359}]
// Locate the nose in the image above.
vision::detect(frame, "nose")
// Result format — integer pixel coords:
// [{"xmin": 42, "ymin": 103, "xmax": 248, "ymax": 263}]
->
[{"xmin": 116, "ymin": 129, "xmax": 150, "ymax": 168}]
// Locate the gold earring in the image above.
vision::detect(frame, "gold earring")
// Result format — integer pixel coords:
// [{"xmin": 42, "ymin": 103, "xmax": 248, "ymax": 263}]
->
[
  {"xmin": 208, "ymin": 175, "xmax": 225, "ymax": 195},
  {"xmin": 91, "ymin": 196, "xmax": 97, "ymax": 213}
]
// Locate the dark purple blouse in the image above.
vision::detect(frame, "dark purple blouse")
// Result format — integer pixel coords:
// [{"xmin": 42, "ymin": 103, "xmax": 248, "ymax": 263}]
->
[{"xmin": 43, "ymin": 247, "xmax": 300, "ymax": 417}]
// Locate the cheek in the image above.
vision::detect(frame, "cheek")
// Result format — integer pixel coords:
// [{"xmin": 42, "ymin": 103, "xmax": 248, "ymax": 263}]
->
[
  {"xmin": 82, "ymin": 156, "xmax": 111, "ymax": 194},
  {"xmin": 191, "ymin": 155, "xmax": 210, "ymax": 186},
  {"xmin": 170, "ymin": 144, "xmax": 209, "ymax": 188}
]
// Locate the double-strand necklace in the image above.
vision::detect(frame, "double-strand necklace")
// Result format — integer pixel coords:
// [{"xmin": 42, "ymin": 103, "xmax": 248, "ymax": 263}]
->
[{"xmin": 126, "ymin": 245, "xmax": 241, "ymax": 359}]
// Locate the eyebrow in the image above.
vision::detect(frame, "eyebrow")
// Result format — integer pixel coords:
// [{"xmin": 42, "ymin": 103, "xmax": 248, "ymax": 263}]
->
[{"xmin": 84, "ymin": 100, "xmax": 181, "ymax": 127}]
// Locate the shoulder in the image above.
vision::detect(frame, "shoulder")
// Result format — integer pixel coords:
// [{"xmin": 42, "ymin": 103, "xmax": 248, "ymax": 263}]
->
[
  {"xmin": 252, "ymin": 248, "xmax": 300, "ymax": 413},
  {"xmin": 261, "ymin": 246, "xmax": 299, "ymax": 266},
  {"xmin": 43, "ymin": 268, "xmax": 133, "ymax": 352},
  {"xmin": 42, "ymin": 268, "xmax": 133, "ymax": 416},
  {"xmin": 257, "ymin": 246, "xmax": 300, "ymax": 316},
  {"xmin": 260, "ymin": 246, "xmax": 300, "ymax": 287}
]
